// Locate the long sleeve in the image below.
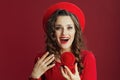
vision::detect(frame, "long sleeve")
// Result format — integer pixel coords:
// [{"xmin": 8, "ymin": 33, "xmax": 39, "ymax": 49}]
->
[
  {"xmin": 30, "ymin": 51, "xmax": 97, "ymax": 80},
  {"xmin": 81, "ymin": 51, "xmax": 97, "ymax": 80}
]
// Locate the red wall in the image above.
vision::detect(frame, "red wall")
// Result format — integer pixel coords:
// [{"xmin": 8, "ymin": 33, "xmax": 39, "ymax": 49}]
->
[{"xmin": 0, "ymin": 0, "xmax": 120, "ymax": 80}]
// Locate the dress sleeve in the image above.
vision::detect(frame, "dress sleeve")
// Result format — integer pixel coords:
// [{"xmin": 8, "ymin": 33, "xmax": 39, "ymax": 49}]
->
[{"xmin": 81, "ymin": 51, "xmax": 97, "ymax": 80}]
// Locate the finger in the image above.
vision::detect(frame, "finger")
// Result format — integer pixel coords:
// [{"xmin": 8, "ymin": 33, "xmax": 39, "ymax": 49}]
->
[
  {"xmin": 47, "ymin": 63, "xmax": 55, "ymax": 70},
  {"xmin": 60, "ymin": 67, "xmax": 68, "ymax": 79},
  {"xmin": 43, "ymin": 54, "xmax": 54, "ymax": 64},
  {"xmin": 37, "ymin": 52, "xmax": 49, "ymax": 64},
  {"xmin": 75, "ymin": 63, "xmax": 79, "ymax": 74},
  {"xmin": 64, "ymin": 66, "xmax": 73, "ymax": 76},
  {"xmin": 45, "ymin": 56, "xmax": 55, "ymax": 66}
]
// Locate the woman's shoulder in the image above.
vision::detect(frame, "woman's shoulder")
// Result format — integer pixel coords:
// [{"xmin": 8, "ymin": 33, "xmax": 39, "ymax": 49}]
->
[
  {"xmin": 81, "ymin": 50, "xmax": 95, "ymax": 57},
  {"xmin": 81, "ymin": 50, "xmax": 96, "ymax": 63},
  {"xmin": 80, "ymin": 50, "xmax": 97, "ymax": 80}
]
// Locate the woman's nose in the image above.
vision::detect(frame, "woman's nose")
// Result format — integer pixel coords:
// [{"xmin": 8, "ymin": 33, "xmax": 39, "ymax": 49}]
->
[{"xmin": 62, "ymin": 28, "xmax": 68, "ymax": 35}]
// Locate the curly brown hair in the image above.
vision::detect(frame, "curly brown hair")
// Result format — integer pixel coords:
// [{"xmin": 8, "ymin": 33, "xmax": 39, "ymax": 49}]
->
[{"xmin": 45, "ymin": 9, "xmax": 86, "ymax": 74}]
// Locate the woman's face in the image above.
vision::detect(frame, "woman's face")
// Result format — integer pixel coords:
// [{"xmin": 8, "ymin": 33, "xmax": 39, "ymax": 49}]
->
[{"xmin": 55, "ymin": 16, "xmax": 75, "ymax": 52}]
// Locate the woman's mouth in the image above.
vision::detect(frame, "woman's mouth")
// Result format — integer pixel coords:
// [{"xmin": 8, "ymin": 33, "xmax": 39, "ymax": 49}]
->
[{"xmin": 60, "ymin": 37, "xmax": 69, "ymax": 44}]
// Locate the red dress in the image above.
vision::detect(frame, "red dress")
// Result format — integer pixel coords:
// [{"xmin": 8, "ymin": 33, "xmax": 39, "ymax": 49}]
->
[{"xmin": 31, "ymin": 50, "xmax": 97, "ymax": 80}]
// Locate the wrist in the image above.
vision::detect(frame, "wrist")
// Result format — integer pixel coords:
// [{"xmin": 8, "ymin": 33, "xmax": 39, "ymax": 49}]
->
[
  {"xmin": 29, "ymin": 77, "xmax": 38, "ymax": 80},
  {"xmin": 29, "ymin": 74, "xmax": 40, "ymax": 80},
  {"xmin": 29, "ymin": 75, "xmax": 39, "ymax": 80},
  {"xmin": 30, "ymin": 72, "xmax": 41, "ymax": 79}
]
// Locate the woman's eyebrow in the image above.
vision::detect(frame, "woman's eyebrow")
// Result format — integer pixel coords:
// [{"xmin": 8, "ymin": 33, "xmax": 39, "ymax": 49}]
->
[
  {"xmin": 67, "ymin": 24, "xmax": 73, "ymax": 26},
  {"xmin": 55, "ymin": 24, "xmax": 62, "ymax": 27}
]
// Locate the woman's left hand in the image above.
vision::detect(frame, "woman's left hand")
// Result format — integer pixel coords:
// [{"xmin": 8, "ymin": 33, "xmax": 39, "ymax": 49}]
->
[{"xmin": 61, "ymin": 63, "xmax": 81, "ymax": 80}]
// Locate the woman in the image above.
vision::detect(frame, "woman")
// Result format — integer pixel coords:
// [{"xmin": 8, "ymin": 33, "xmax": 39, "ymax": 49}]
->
[{"xmin": 30, "ymin": 2, "xmax": 97, "ymax": 80}]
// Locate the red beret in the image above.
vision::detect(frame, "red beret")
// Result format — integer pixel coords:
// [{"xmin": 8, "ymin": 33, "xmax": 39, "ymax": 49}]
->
[{"xmin": 43, "ymin": 2, "xmax": 85, "ymax": 32}]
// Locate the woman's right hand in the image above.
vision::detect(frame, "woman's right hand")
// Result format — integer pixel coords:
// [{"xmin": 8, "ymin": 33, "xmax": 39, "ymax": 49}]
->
[{"xmin": 30, "ymin": 52, "xmax": 55, "ymax": 79}]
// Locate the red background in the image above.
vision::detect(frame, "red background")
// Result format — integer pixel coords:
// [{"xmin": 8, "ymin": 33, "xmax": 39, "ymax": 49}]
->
[{"xmin": 0, "ymin": 0, "xmax": 120, "ymax": 80}]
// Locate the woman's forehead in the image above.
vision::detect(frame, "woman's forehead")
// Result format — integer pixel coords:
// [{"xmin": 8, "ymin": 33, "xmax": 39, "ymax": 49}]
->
[{"xmin": 55, "ymin": 16, "xmax": 74, "ymax": 25}]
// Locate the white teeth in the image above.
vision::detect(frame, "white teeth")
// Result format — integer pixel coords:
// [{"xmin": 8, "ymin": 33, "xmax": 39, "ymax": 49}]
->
[
  {"xmin": 60, "ymin": 38, "xmax": 69, "ymax": 41},
  {"xmin": 60, "ymin": 37, "xmax": 70, "ymax": 42},
  {"xmin": 60, "ymin": 37, "xmax": 69, "ymax": 39},
  {"xmin": 60, "ymin": 38, "xmax": 69, "ymax": 39}
]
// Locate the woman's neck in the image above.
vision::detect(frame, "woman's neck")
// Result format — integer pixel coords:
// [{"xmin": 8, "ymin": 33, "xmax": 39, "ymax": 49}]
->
[
  {"xmin": 61, "ymin": 48, "xmax": 71, "ymax": 54},
  {"xmin": 55, "ymin": 48, "xmax": 72, "ymax": 63}
]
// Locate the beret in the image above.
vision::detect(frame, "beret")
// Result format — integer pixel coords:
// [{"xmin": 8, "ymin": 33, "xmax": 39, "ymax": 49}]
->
[{"xmin": 43, "ymin": 2, "xmax": 85, "ymax": 32}]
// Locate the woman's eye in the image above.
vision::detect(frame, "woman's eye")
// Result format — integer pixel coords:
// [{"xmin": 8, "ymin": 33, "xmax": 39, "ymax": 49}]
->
[
  {"xmin": 68, "ymin": 26, "xmax": 73, "ymax": 30},
  {"xmin": 55, "ymin": 26, "xmax": 61, "ymax": 30}
]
